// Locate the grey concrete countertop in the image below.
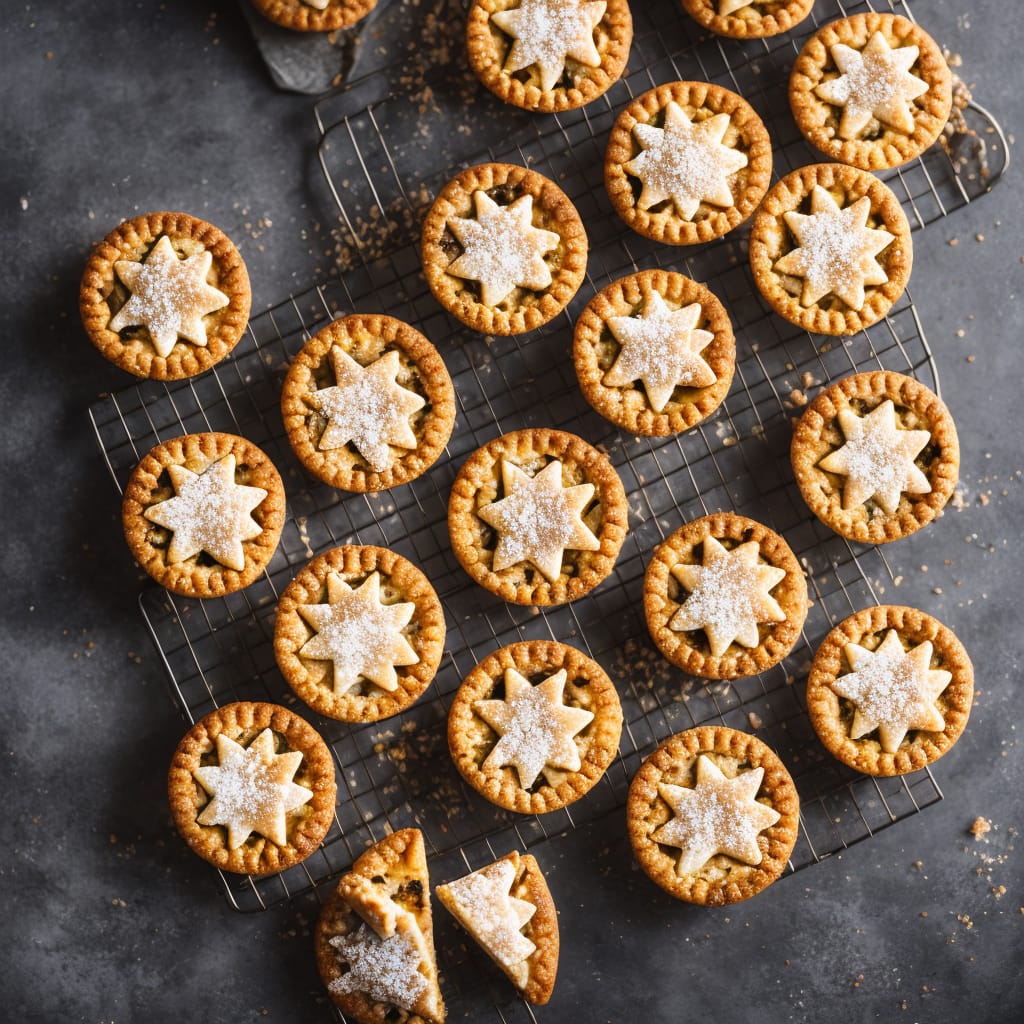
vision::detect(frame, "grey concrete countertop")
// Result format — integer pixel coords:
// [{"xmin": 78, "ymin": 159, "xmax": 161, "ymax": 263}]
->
[{"xmin": 2, "ymin": 1, "xmax": 1021, "ymax": 1021}]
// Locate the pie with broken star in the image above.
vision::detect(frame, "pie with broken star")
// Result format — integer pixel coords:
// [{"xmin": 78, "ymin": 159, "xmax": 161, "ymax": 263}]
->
[
  {"xmin": 274, "ymin": 544, "xmax": 446, "ymax": 723},
  {"xmin": 422, "ymin": 162, "xmax": 588, "ymax": 336},
  {"xmin": 627, "ymin": 726, "xmax": 799, "ymax": 905},
  {"xmin": 681, "ymin": 0, "xmax": 814, "ymax": 39},
  {"xmin": 448, "ymin": 640, "xmax": 623, "ymax": 814},
  {"xmin": 604, "ymin": 80, "xmax": 772, "ymax": 245},
  {"xmin": 248, "ymin": 0, "xmax": 379, "ymax": 32},
  {"xmin": 790, "ymin": 370, "xmax": 959, "ymax": 544},
  {"xmin": 448, "ymin": 427, "xmax": 627, "ymax": 605},
  {"xmin": 644, "ymin": 512, "xmax": 807, "ymax": 680},
  {"xmin": 281, "ymin": 313, "xmax": 455, "ymax": 493},
  {"xmin": 749, "ymin": 162, "xmax": 912, "ymax": 335},
  {"xmin": 122, "ymin": 431, "xmax": 286, "ymax": 598},
  {"xmin": 466, "ymin": 0, "xmax": 632, "ymax": 112},
  {"xmin": 573, "ymin": 269, "xmax": 735, "ymax": 436},
  {"xmin": 80, "ymin": 211, "xmax": 250, "ymax": 380},
  {"xmin": 806, "ymin": 605, "xmax": 973, "ymax": 777},
  {"xmin": 790, "ymin": 12, "xmax": 953, "ymax": 170},
  {"xmin": 168, "ymin": 701, "xmax": 336, "ymax": 875}
]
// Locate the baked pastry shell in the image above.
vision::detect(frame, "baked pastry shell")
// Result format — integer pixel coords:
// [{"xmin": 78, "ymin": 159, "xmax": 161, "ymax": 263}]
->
[
  {"xmin": 681, "ymin": 0, "xmax": 815, "ymax": 39},
  {"xmin": 249, "ymin": 0, "xmax": 379, "ymax": 32}
]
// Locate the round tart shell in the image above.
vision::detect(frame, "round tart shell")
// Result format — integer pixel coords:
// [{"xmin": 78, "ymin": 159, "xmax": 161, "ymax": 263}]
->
[
  {"xmin": 748, "ymin": 162, "xmax": 912, "ymax": 336},
  {"xmin": 168, "ymin": 701, "xmax": 337, "ymax": 876},
  {"xmin": 790, "ymin": 370, "xmax": 959, "ymax": 545},
  {"xmin": 448, "ymin": 640, "xmax": 623, "ymax": 814},
  {"xmin": 790, "ymin": 12, "xmax": 953, "ymax": 171},
  {"xmin": 466, "ymin": 0, "xmax": 633, "ymax": 113},
  {"xmin": 249, "ymin": 0, "xmax": 378, "ymax": 32},
  {"xmin": 122, "ymin": 431, "xmax": 286, "ymax": 598},
  {"xmin": 448, "ymin": 427, "xmax": 628, "ymax": 606},
  {"xmin": 806, "ymin": 605, "xmax": 973, "ymax": 777},
  {"xmin": 627, "ymin": 725, "xmax": 799, "ymax": 905},
  {"xmin": 422, "ymin": 162, "xmax": 588, "ymax": 336},
  {"xmin": 280, "ymin": 314, "xmax": 455, "ymax": 493},
  {"xmin": 274, "ymin": 544, "xmax": 446, "ymax": 723},
  {"xmin": 573, "ymin": 269, "xmax": 735, "ymax": 436},
  {"xmin": 604, "ymin": 80, "xmax": 773, "ymax": 246},
  {"xmin": 80, "ymin": 211, "xmax": 251, "ymax": 380},
  {"xmin": 681, "ymin": 0, "xmax": 814, "ymax": 39},
  {"xmin": 644, "ymin": 512, "xmax": 808, "ymax": 680}
]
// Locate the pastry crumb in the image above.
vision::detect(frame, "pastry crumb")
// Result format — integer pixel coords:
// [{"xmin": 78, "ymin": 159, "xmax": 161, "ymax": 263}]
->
[{"xmin": 968, "ymin": 816, "xmax": 992, "ymax": 838}]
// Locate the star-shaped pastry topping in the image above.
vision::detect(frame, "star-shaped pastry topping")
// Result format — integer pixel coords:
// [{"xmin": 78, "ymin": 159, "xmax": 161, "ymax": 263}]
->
[
  {"xmin": 719, "ymin": 0, "xmax": 755, "ymax": 14},
  {"xmin": 193, "ymin": 729, "xmax": 312, "ymax": 849},
  {"xmin": 329, "ymin": 920, "xmax": 430, "ymax": 1014},
  {"xmin": 474, "ymin": 668, "xmax": 595, "ymax": 789},
  {"xmin": 439, "ymin": 858, "xmax": 537, "ymax": 981},
  {"xmin": 296, "ymin": 572, "xmax": 419, "ymax": 697},
  {"xmin": 447, "ymin": 191, "xmax": 560, "ymax": 308},
  {"xmin": 477, "ymin": 458, "xmax": 600, "ymax": 582},
  {"xmin": 492, "ymin": 0, "xmax": 605, "ymax": 93},
  {"xmin": 109, "ymin": 235, "xmax": 229, "ymax": 358},
  {"xmin": 309, "ymin": 348, "xmax": 425, "ymax": 472},
  {"xmin": 815, "ymin": 31, "xmax": 929, "ymax": 139},
  {"xmin": 669, "ymin": 537, "xmax": 787, "ymax": 658},
  {"xmin": 143, "ymin": 454, "xmax": 266, "ymax": 571},
  {"xmin": 604, "ymin": 291, "xmax": 717, "ymax": 413},
  {"xmin": 831, "ymin": 629, "xmax": 951, "ymax": 753},
  {"xmin": 651, "ymin": 755, "xmax": 781, "ymax": 875},
  {"xmin": 624, "ymin": 101, "xmax": 748, "ymax": 221},
  {"xmin": 773, "ymin": 185, "xmax": 896, "ymax": 310},
  {"xmin": 817, "ymin": 400, "xmax": 931, "ymax": 514}
]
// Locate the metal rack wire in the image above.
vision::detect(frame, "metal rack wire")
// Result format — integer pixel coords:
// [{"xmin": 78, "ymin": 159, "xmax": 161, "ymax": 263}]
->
[{"xmin": 90, "ymin": 0, "xmax": 1004, "ymax": 975}]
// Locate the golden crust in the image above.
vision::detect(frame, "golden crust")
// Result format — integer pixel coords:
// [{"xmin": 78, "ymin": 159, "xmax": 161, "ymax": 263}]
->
[
  {"xmin": 249, "ymin": 0, "xmax": 378, "ymax": 32},
  {"xmin": 122, "ymin": 431, "xmax": 286, "ymax": 598},
  {"xmin": 447, "ymin": 640, "xmax": 623, "ymax": 814},
  {"xmin": 806, "ymin": 605, "xmax": 973, "ymax": 777},
  {"xmin": 167, "ymin": 701, "xmax": 336, "ymax": 876},
  {"xmin": 422, "ymin": 162, "xmax": 587, "ymax": 336},
  {"xmin": 447, "ymin": 428, "xmax": 628, "ymax": 605},
  {"xmin": 466, "ymin": 0, "xmax": 633, "ymax": 113},
  {"xmin": 790, "ymin": 12, "xmax": 953, "ymax": 170},
  {"xmin": 604, "ymin": 80, "xmax": 772, "ymax": 246},
  {"xmin": 681, "ymin": 0, "xmax": 814, "ymax": 39},
  {"xmin": 280, "ymin": 314, "xmax": 455, "ymax": 493},
  {"xmin": 273, "ymin": 544, "xmax": 446, "ymax": 723},
  {"xmin": 573, "ymin": 269, "xmax": 735, "ymax": 436},
  {"xmin": 748, "ymin": 162, "xmax": 912, "ymax": 335},
  {"xmin": 790, "ymin": 371, "xmax": 959, "ymax": 544},
  {"xmin": 626, "ymin": 726, "xmax": 799, "ymax": 905},
  {"xmin": 644, "ymin": 512, "xmax": 808, "ymax": 680},
  {"xmin": 315, "ymin": 829, "xmax": 445, "ymax": 1024},
  {"xmin": 79, "ymin": 211, "xmax": 250, "ymax": 380}
]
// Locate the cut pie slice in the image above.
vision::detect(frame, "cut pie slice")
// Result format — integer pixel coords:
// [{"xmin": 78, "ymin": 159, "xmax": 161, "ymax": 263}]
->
[
  {"xmin": 435, "ymin": 851, "xmax": 559, "ymax": 1005},
  {"xmin": 315, "ymin": 829, "xmax": 445, "ymax": 1024}
]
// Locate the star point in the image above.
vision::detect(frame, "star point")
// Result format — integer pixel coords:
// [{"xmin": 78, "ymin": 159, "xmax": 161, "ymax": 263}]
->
[{"xmin": 329, "ymin": 920, "xmax": 430, "ymax": 1014}]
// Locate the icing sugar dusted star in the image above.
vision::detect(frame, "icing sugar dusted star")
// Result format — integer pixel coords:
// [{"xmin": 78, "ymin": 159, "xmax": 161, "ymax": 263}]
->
[
  {"xmin": 492, "ymin": 0, "xmax": 606, "ymax": 93},
  {"xmin": 329, "ymin": 920, "xmax": 430, "ymax": 1013},
  {"xmin": 832, "ymin": 629, "xmax": 951, "ymax": 753},
  {"xmin": 110, "ymin": 235, "xmax": 229, "ymax": 357}
]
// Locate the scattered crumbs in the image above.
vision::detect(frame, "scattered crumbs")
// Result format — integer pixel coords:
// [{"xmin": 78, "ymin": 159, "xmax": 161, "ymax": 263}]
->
[
  {"xmin": 966, "ymin": 355, "xmax": 975, "ymax": 363},
  {"xmin": 948, "ymin": 237, "xmax": 959, "ymax": 247},
  {"xmin": 968, "ymin": 816, "xmax": 991, "ymax": 838},
  {"xmin": 978, "ymin": 493, "xmax": 989, "ymax": 506},
  {"xmin": 975, "ymin": 233, "xmax": 985, "ymax": 243},
  {"xmin": 111, "ymin": 897, "xmax": 127, "ymax": 908},
  {"xmin": 956, "ymin": 329, "xmax": 965, "ymax": 338},
  {"xmin": 919, "ymin": 911, "xmax": 928, "ymax": 918},
  {"xmin": 991, "ymin": 885, "xmax": 1006, "ymax": 900},
  {"xmin": 747, "ymin": 711, "xmax": 763, "ymax": 730},
  {"xmin": 19, "ymin": 196, "xmax": 29, "ymax": 211},
  {"xmin": 893, "ymin": 575, "xmax": 903, "ymax": 586}
]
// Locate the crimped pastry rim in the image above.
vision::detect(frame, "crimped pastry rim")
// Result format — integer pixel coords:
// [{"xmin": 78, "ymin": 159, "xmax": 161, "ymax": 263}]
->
[
  {"xmin": 681, "ymin": 0, "xmax": 815, "ymax": 39},
  {"xmin": 248, "ymin": 0, "xmax": 379, "ymax": 32}
]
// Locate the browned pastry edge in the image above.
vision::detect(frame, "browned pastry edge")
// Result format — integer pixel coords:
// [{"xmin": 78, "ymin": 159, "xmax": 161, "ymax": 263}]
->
[
  {"xmin": 447, "ymin": 640, "xmax": 623, "ymax": 814},
  {"xmin": 604, "ymin": 80, "xmax": 773, "ymax": 245},
  {"xmin": 573, "ymin": 269, "xmax": 736, "ymax": 436},
  {"xmin": 806, "ymin": 605, "xmax": 973, "ymax": 776},
  {"xmin": 167, "ymin": 701, "xmax": 336, "ymax": 876},
  {"xmin": 122, "ymin": 431, "xmax": 286, "ymax": 597},
  {"xmin": 447, "ymin": 427, "xmax": 628, "ymax": 605},
  {"xmin": 249, "ymin": 0, "xmax": 379, "ymax": 32},
  {"xmin": 644, "ymin": 512, "xmax": 808, "ymax": 680},
  {"xmin": 280, "ymin": 313, "xmax": 455, "ymax": 493},
  {"xmin": 466, "ymin": 0, "xmax": 633, "ymax": 112},
  {"xmin": 626, "ymin": 725, "xmax": 799, "ymax": 905},
  {"xmin": 422, "ymin": 162, "xmax": 588, "ymax": 336},
  {"xmin": 79, "ymin": 211, "xmax": 251, "ymax": 380},
  {"xmin": 790, "ymin": 12, "xmax": 953, "ymax": 170},
  {"xmin": 681, "ymin": 0, "xmax": 815, "ymax": 39},
  {"xmin": 790, "ymin": 370, "xmax": 959, "ymax": 544},
  {"xmin": 274, "ymin": 544, "xmax": 446, "ymax": 723},
  {"xmin": 748, "ymin": 162, "xmax": 913, "ymax": 335}
]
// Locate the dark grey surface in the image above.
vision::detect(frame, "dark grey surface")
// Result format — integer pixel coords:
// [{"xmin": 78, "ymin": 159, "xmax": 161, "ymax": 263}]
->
[{"xmin": 2, "ymin": 1, "xmax": 1021, "ymax": 1021}]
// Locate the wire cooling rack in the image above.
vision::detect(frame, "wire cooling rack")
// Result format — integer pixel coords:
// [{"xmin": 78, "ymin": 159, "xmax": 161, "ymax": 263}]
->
[{"xmin": 91, "ymin": 0, "xmax": 1005, "ymax": 954}]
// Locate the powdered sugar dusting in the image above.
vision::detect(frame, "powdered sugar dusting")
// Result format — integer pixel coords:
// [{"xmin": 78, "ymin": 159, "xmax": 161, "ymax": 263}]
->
[{"xmin": 329, "ymin": 924, "xmax": 428, "ymax": 1012}]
